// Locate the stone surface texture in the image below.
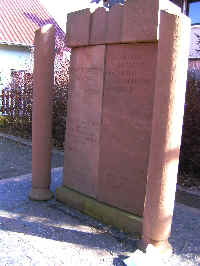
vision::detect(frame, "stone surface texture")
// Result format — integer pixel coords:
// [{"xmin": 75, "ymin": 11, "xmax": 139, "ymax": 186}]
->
[
  {"xmin": 97, "ymin": 43, "xmax": 157, "ymax": 216},
  {"xmin": 66, "ymin": 8, "xmax": 91, "ymax": 47},
  {"xmin": 142, "ymin": 11, "xmax": 191, "ymax": 247},
  {"xmin": 90, "ymin": 7, "xmax": 107, "ymax": 45},
  {"xmin": 121, "ymin": 0, "xmax": 159, "ymax": 42},
  {"xmin": 63, "ymin": 45, "xmax": 105, "ymax": 197},
  {"xmin": 66, "ymin": 0, "xmax": 160, "ymax": 47},
  {"xmin": 66, "ymin": 0, "xmax": 181, "ymax": 48},
  {"xmin": 31, "ymin": 25, "xmax": 55, "ymax": 198}
]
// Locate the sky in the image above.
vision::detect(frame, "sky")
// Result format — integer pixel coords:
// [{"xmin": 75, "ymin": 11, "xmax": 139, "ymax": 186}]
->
[
  {"xmin": 39, "ymin": 0, "xmax": 101, "ymax": 31},
  {"xmin": 189, "ymin": 1, "xmax": 200, "ymax": 24}
]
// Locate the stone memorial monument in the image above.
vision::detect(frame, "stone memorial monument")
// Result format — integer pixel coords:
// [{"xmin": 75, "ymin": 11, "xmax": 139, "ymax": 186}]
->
[{"xmin": 55, "ymin": 0, "xmax": 190, "ymax": 253}]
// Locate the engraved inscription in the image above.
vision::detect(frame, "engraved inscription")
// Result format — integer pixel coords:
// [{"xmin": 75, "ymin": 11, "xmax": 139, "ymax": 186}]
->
[
  {"xmin": 97, "ymin": 44, "xmax": 157, "ymax": 214},
  {"xmin": 66, "ymin": 120, "xmax": 99, "ymax": 151},
  {"xmin": 63, "ymin": 46, "xmax": 105, "ymax": 197},
  {"xmin": 72, "ymin": 67, "xmax": 102, "ymax": 96},
  {"xmin": 105, "ymin": 49, "xmax": 152, "ymax": 94}
]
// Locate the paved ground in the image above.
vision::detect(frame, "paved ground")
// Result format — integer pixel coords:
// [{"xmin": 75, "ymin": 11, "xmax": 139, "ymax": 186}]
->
[
  {"xmin": 0, "ymin": 168, "xmax": 200, "ymax": 265},
  {"xmin": 0, "ymin": 134, "xmax": 200, "ymax": 265},
  {"xmin": 0, "ymin": 136, "xmax": 64, "ymax": 179}
]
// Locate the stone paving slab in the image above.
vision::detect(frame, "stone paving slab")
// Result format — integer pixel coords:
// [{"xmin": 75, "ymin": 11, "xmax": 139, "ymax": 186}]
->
[{"xmin": 0, "ymin": 168, "xmax": 200, "ymax": 265}]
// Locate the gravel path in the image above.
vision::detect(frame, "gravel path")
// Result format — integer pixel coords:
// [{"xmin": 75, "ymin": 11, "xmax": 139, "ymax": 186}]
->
[
  {"xmin": 0, "ymin": 169, "xmax": 136, "ymax": 266},
  {"xmin": 0, "ymin": 136, "xmax": 64, "ymax": 179},
  {"xmin": 0, "ymin": 168, "xmax": 199, "ymax": 265}
]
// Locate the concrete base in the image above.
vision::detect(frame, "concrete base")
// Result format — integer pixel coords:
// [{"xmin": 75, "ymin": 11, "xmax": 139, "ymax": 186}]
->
[
  {"xmin": 56, "ymin": 185, "xmax": 142, "ymax": 235},
  {"xmin": 29, "ymin": 188, "xmax": 54, "ymax": 201}
]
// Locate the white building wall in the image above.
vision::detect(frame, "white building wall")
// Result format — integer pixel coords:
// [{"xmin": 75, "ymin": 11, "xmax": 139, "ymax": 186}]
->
[
  {"xmin": 189, "ymin": 25, "xmax": 200, "ymax": 59},
  {"xmin": 0, "ymin": 44, "xmax": 32, "ymax": 89}
]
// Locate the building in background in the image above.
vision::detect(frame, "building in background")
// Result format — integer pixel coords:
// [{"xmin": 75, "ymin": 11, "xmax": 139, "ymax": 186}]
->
[
  {"xmin": 0, "ymin": 0, "xmax": 65, "ymax": 90},
  {"xmin": 187, "ymin": 1, "xmax": 200, "ymax": 73},
  {"xmin": 188, "ymin": 24, "xmax": 200, "ymax": 74}
]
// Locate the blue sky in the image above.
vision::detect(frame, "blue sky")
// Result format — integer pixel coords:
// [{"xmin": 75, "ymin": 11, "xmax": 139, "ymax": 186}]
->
[{"xmin": 189, "ymin": 1, "xmax": 200, "ymax": 24}]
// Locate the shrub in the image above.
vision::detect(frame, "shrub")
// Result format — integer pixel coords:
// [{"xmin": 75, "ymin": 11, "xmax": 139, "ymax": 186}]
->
[
  {"xmin": 0, "ymin": 71, "xmax": 33, "ymax": 137},
  {"xmin": 52, "ymin": 54, "xmax": 70, "ymax": 148},
  {"xmin": 178, "ymin": 70, "xmax": 200, "ymax": 179},
  {"xmin": 0, "ymin": 115, "xmax": 9, "ymax": 128},
  {"xmin": 0, "ymin": 39, "xmax": 70, "ymax": 149}
]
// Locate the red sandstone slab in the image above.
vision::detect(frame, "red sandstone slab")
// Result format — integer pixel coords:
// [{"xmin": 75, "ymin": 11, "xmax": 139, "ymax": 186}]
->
[
  {"xmin": 66, "ymin": 9, "xmax": 90, "ymax": 47},
  {"xmin": 121, "ymin": 0, "xmax": 159, "ymax": 43},
  {"xmin": 90, "ymin": 7, "xmax": 107, "ymax": 45},
  {"xmin": 106, "ymin": 4, "xmax": 123, "ymax": 44},
  {"xmin": 66, "ymin": 0, "xmax": 160, "ymax": 47},
  {"xmin": 97, "ymin": 43, "xmax": 157, "ymax": 216},
  {"xmin": 63, "ymin": 45, "xmax": 105, "ymax": 197}
]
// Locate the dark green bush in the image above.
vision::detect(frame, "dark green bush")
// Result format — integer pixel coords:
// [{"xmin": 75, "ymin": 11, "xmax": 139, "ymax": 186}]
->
[
  {"xmin": 179, "ymin": 70, "xmax": 200, "ymax": 179},
  {"xmin": 0, "ymin": 115, "xmax": 9, "ymax": 128}
]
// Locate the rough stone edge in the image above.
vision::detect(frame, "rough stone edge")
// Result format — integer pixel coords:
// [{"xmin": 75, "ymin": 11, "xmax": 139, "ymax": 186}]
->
[
  {"xmin": 0, "ymin": 132, "xmax": 64, "ymax": 156},
  {"xmin": 56, "ymin": 185, "xmax": 143, "ymax": 235}
]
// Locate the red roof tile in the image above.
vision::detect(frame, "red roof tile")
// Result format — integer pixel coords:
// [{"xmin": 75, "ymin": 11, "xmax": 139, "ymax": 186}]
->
[{"xmin": 0, "ymin": 0, "xmax": 65, "ymax": 46}]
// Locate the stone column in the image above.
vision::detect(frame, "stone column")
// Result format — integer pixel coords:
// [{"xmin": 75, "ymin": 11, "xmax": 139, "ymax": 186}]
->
[
  {"xmin": 141, "ymin": 12, "xmax": 190, "ymax": 254},
  {"xmin": 29, "ymin": 24, "xmax": 55, "ymax": 201}
]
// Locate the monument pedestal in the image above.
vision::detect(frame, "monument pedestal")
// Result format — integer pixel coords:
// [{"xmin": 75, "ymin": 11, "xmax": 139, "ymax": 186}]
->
[{"xmin": 56, "ymin": 186, "xmax": 142, "ymax": 234}]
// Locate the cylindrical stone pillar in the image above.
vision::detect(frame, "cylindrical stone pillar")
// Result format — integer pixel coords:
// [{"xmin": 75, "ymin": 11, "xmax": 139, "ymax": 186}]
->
[
  {"xmin": 141, "ymin": 12, "xmax": 190, "ymax": 254},
  {"xmin": 29, "ymin": 24, "xmax": 55, "ymax": 201}
]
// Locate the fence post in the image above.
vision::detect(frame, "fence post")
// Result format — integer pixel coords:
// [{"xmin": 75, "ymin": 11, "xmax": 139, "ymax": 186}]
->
[
  {"xmin": 6, "ymin": 91, "xmax": 10, "ymax": 115},
  {"xmin": 10, "ymin": 90, "xmax": 14, "ymax": 117},
  {"xmin": 29, "ymin": 24, "xmax": 55, "ymax": 201}
]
